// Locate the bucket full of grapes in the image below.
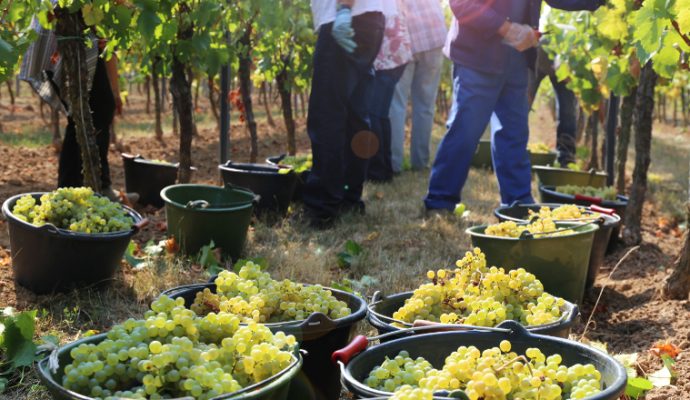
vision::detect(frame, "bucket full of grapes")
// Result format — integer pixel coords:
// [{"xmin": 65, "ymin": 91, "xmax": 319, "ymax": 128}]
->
[
  {"xmin": 2, "ymin": 188, "xmax": 146, "ymax": 294},
  {"xmin": 532, "ymin": 166, "xmax": 608, "ymax": 188},
  {"xmin": 38, "ymin": 295, "xmax": 304, "ymax": 400},
  {"xmin": 493, "ymin": 203, "xmax": 621, "ymax": 289},
  {"xmin": 366, "ymin": 249, "xmax": 579, "ymax": 341},
  {"xmin": 333, "ymin": 320, "xmax": 627, "ymax": 400},
  {"xmin": 266, "ymin": 154, "xmax": 312, "ymax": 202},
  {"xmin": 466, "ymin": 221, "xmax": 599, "ymax": 304},
  {"xmin": 122, "ymin": 153, "xmax": 191, "ymax": 208},
  {"xmin": 161, "ymin": 184, "xmax": 255, "ymax": 260},
  {"xmin": 527, "ymin": 143, "xmax": 558, "ymax": 167},
  {"xmin": 219, "ymin": 161, "xmax": 297, "ymax": 217},
  {"xmin": 159, "ymin": 261, "xmax": 368, "ymax": 400}
]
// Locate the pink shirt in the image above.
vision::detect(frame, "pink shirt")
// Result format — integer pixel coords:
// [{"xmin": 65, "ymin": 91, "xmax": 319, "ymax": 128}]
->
[
  {"xmin": 404, "ymin": 0, "xmax": 448, "ymax": 54},
  {"xmin": 374, "ymin": 0, "xmax": 413, "ymax": 71}
]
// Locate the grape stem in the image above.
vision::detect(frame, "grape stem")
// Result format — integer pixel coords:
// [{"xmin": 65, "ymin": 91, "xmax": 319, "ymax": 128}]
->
[
  {"xmin": 671, "ymin": 20, "xmax": 690, "ymax": 48},
  {"xmin": 492, "ymin": 355, "xmax": 535, "ymax": 377}
]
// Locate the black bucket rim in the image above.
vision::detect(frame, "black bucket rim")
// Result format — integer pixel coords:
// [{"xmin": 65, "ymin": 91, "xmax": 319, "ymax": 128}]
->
[
  {"xmin": 37, "ymin": 332, "xmax": 303, "ymax": 400},
  {"xmin": 2, "ymin": 192, "xmax": 143, "ymax": 239},
  {"xmin": 539, "ymin": 186, "xmax": 629, "ymax": 207},
  {"xmin": 366, "ymin": 290, "xmax": 579, "ymax": 333},
  {"xmin": 121, "ymin": 152, "xmax": 180, "ymax": 169},
  {"xmin": 219, "ymin": 161, "xmax": 296, "ymax": 176},
  {"xmin": 493, "ymin": 203, "xmax": 621, "ymax": 227},
  {"xmin": 466, "ymin": 221, "xmax": 599, "ymax": 241},
  {"xmin": 340, "ymin": 321, "xmax": 627, "ymax": 399},
  {"xmin": 160, "ymin": 184, "xmax": 255, "ymax": 212},
  {"xmin": 532, "ymin": 165, "xmax": 608, "ymax": 178},
  {"xmin": 159, "ymin": 282, "xmax": 368, "ymax": 333}
]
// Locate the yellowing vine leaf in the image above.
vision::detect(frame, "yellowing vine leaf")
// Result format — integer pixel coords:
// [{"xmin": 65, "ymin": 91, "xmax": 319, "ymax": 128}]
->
[{"xmin": 675, "ymin": 0, "xmax": 690, "ymax": 34}]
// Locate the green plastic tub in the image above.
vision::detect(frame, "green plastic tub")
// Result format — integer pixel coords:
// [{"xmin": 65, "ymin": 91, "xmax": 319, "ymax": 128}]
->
[
  {"xmin": 366, "ymin": 291, "xmax": 579, "ymax": 340},
  {"xmin": 533, "ymin": 165, "xmax": 607, "ymax": 188},
  {"xmin": 528, "ymin": 150, "xmax": 558, "ymax": 167},
  {"xmin": 466, "ymin": 222, "xmax": 599, "ymax": 304},
  {"xmin": 336, "ymin": 321, "xmax": 627, "ymax": 400},
  {"xmin": 470, "ymin": 140, "xmax": 492, "ymax": 169},
  {"xmin": 160, "ymin": 184, "xmax": 254, "ymax": 260},
  {"xmin": 37, "ymin": 333, "xmax": 303, "ymax": 400}
]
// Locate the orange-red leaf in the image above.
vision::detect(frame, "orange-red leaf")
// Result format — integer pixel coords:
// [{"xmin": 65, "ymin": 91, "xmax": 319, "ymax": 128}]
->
[{"xmin": 650, "ymin": 343, "xmax": 680, "ymax": 359}]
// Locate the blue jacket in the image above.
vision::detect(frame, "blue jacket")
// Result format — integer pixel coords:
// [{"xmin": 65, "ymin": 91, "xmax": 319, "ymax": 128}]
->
[{"xmin": 448, "ymin": 0, "xmax": 604, "ymax": 74}]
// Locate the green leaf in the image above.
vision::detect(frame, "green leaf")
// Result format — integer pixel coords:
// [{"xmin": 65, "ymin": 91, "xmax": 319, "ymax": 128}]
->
[
  {"xmin": 137, "ymin": 10, "xmax": 161, "ymax": 40},
  {"xmin": 633, "ymin": 0, "xmax": 672, "ymax": 57},
  {"xmin": 123, "ymin": 241, "xmax": 145, "ymax": 268},
  {"xmin": 82, "ymin": 3, "xmax": 104, "ymax": 26},
  {"xmin": 1, "ymin": 310, "xmax": 38, "ymax": 369},
  {"xmin": 626, "ymin": 377, "xmax": 653, "ymax": 398},
  {"xmin": 344, "ymin": 240, "xmax": 362, "ymax": 256}
]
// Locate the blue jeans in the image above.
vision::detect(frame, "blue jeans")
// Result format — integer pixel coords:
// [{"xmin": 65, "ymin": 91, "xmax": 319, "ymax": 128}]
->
[
  {"xmin": 389, "ymin": 48, "xmax": 443, "ymax": 172},
  {"xmin": 303, "ymin": 12, "xmax": 385, "ymax": 220},
  {"xmin": 367, "ymin": 64, "xmax": 407, "ymax": 181},
  {"xmin": 425, "ymin": 50, "xmax": 534, "ymax": 209}
]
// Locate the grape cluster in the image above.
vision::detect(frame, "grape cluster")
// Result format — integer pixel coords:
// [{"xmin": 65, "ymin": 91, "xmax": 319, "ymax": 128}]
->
[
  {"xmin": 390, "ymin": 385, "xmax": 435, "ymax": 400},
  {"xmin": 484, "ymin": 218, "xmax": 574, "ymax": 238},
  {"xmin": 281, "ymin": 154, "xmax": 312, "ymax": 173},
  {"xmin": 556, "ymin": 185, "xmax": 618, "ymax": 201},
  {"xmin": 364, "ymin": 350, "xmax": 434, "ymax": 391},
  {"xmin": 527, "ymin": 143, "xmax": 551, "ymax": 154},
  {"xmin": 392, "ymin": 249, "xmax": 566, "ymax": 327},
  {"xmin": 62, "ymin": 295, "xmax": 297, "ymax": 400},
  {"xmin": 527, "ymin": 205, "xmax": 584, "ymax": 221},
  {"xmin": 11, "ymin": 187, "xmax": 133, "ymax": 233},
  {"xmin": 365, "ymin": 340, "xmax": 602, "ymax": 400},
  {"xmin": 190, "ymin": 262, "xmax": 351, "ymax": 323}
]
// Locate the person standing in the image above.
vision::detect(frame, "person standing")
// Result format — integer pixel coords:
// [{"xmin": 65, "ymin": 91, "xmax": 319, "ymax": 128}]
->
[
  {"xmin": 424, "ymin": 0, "xmax": 603, "ymax": 211},
  {"xmin": 389, "ymin": 0, "xmax": 447, "ymax": 173},
  {"xmin": 367, "ymin": 0, "xmax": 413, "ymax": 182},
  {"xmin": 528, "ymin": 46, "xmax": 578, "ymax": 166},
  {"xmin": 303, "ymin": 0, "xmax": 389, "ymax": 228},
  {"xmin": 20, "ymin": 13, "xmax": 134, "ymax": 203}
]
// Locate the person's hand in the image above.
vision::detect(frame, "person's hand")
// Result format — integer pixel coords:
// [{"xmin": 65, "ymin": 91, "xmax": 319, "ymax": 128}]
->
[
  {"xmin": 501, "ymin": 23, "xmax": 539, "ymax": 52},
  {"xmin": 332, "ymin": 6, "xmax": 357, "ymax": 53}
]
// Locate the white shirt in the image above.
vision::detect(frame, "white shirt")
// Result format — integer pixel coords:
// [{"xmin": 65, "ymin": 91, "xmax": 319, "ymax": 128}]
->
[{"xmin": 311, "ymin": 0, "xmax": 398, "ymax": 30}]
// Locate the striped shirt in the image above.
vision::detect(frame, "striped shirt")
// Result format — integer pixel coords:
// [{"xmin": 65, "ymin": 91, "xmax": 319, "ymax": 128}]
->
[
  {"xmin": 18, "ymin": 15, "xmax": 99, "ymax": 116},
  {"xmin": 404, "ymin": 0, "xmax": 448, "ymax": 54}
]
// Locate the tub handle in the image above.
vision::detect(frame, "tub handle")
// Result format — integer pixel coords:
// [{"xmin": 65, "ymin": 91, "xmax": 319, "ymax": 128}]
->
[
  {"xmin": 186, "ymin": 200, "xmax": 210, "ymax": 209},
  {"xmin": 370, "ymin": 291, "xmax": 383, "ymax": 304},
  {"xmin": 590, "ymin": 204, "xmax": 616, "ymax": 216},
  {"xmin": 40, "ymin": 223, "xmax": 60, "ymax": 234},
  {"xmin": 332, "ymin": 335, "xmax": 369, "ymax": 365},
  {"xmin": 293, "ymin": 312, "xmax": 337, "ymax": 332},
  {"xmin": 574, "ymin": 194, "xmax": 603, "ymax": 205},
  {"xmin": 133, "ymin": 218, "xmax": 149, "ymax": 233}
]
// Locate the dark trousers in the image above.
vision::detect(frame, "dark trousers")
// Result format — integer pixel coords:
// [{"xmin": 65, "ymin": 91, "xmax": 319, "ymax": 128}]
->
[
  {"xmin": 58, "ymin": 58, "xmax": 115, "ymax": 189},
  {"xmin": 367, "ymin": 64, "xmax": 407, "ymax": 182},
  {"xmin": 528, "ymin": 68, "xmax": 578, "ymax": 166},
  {"xmin": 303, "ymin": 12, "xmax": 385, "ymax": 220}
]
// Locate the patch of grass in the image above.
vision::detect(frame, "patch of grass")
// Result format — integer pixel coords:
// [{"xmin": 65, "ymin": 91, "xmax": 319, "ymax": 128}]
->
[{"xmin": 0, "ymin": 127, "xmax": 52, "ymax": 147}]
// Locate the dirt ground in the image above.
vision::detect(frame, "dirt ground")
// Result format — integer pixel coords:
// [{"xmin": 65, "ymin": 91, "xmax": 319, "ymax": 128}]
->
[{"xmin": 0, "ymin": 83, "xmax": 689, "ymax": 399}]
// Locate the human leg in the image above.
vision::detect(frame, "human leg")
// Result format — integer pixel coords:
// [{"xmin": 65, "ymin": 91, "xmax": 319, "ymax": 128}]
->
[
  {"xmin": 57, "ymin": 118, "xmax": 83, "ymax": 188},
  {"xmin": 424, "ymin": 64, "xmax": 502, "ymax": 210},
  {"xmin": 389, "ymin": 62, "xmax": 413, "ymax": 172},
  {"xmin": 492, "ymin": 51, "xmax": 534, "ymax": 205},
  {"xmin": 550, "ymin": 73, "xmax": 578, "ymax": 165},
  {"xmin": 409, "ymin": 48, "xmax": 443, "ymax": 170}
]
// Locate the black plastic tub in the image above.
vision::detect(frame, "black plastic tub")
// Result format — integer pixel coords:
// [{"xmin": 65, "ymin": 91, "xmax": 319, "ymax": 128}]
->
[
  {"xmin": 539, "ymin": 185, "xmax": 628, "ymax": 243},
  {"xmin": 494, "ymin": 203, "xmax": 622, "ymax": 289},
  {"xmin": 161, "ymin": 282, "xmax": 368, "ymax": 400},
  {"xmin": 38, "ymin": 333, "xmax": 303, "ymax": 400},
  {"xmin": 122, "ymin": 153, "xmax": 184, "ymax": 208},
  {"xmin": 336, "ymin": 321, "xmax": 627, "ymax": 400},
  {"xmin": 2, "ymin": 193, "xmax": 144, "ymax": 294},
  {"xmin": 367, "ymin": 291, "xmax": 579, "ymax": 340},
  {"xmin": 266, "ymin": 155, "xmax": 310, "ymax": 202},
  {"xmin": 219, "ymin": 161, "xmax": 297, "ymax": 216}
]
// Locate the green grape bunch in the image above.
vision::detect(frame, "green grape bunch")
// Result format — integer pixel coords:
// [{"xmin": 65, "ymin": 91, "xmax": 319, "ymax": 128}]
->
[
  {"xmin": 62, "ymin": 295, "xmax": 297, "ymax": 399},
  {"xmin": 11, "ymin": 187, "xmax": 134, "ymax": 233},
  {"xmin": 555, "ymin": 185, "xmax": 618, "ymax": 201},
  {"xmin": 485, "ymin": 219, "xmax": 574, "ymax": 238},
  {"xmin": 365, "ymin": 340, "xmax": 602, "ymax": 400},
  {"xmin": 392, "ymin": 249, "xmax": 566, "ymax": 328},
  {"xmin": 190, "ymin": 261, "xmax": 351, "ymax": 323}
]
